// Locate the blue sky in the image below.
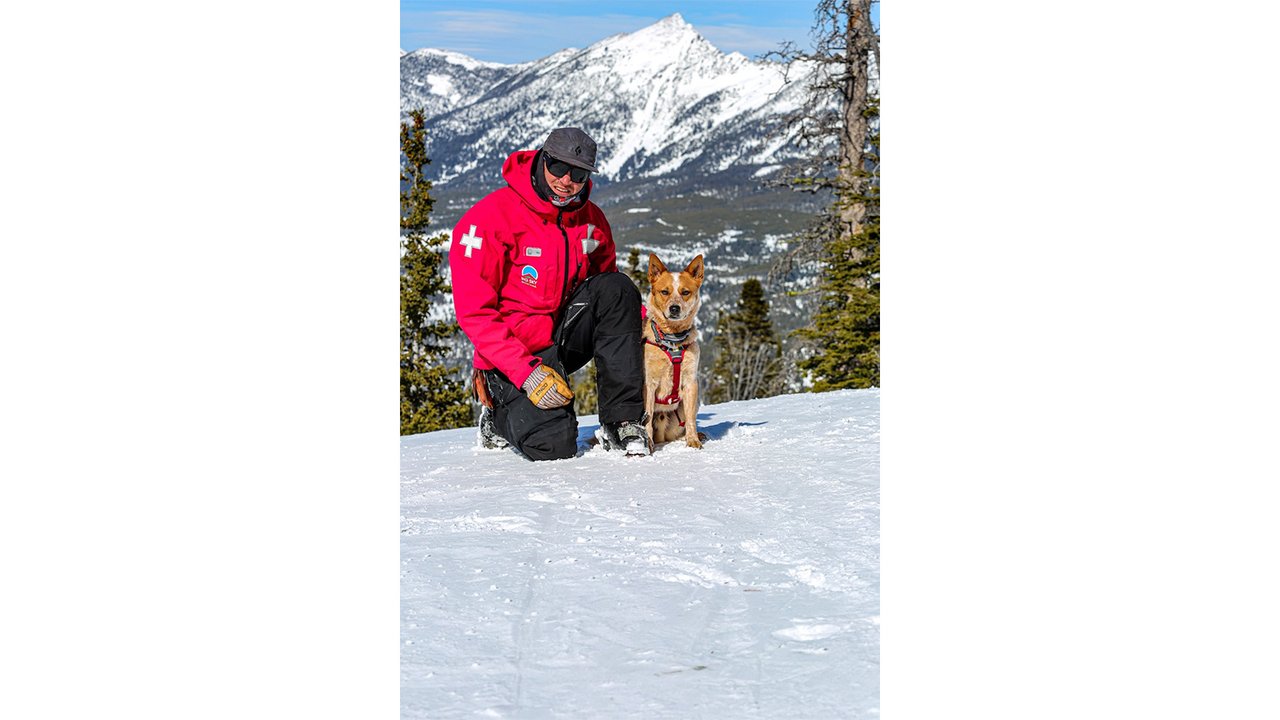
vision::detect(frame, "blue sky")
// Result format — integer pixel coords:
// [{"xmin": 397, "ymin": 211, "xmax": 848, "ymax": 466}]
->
[{"xmin": 401, "ymin": 0, "xmax": 879, "ymax": 64}]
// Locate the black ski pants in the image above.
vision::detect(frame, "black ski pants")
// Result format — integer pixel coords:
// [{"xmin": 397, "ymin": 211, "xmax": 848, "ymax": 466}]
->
[{"xmin": 483, "ymin": 271, "xmax": 645, "ymax": 461}]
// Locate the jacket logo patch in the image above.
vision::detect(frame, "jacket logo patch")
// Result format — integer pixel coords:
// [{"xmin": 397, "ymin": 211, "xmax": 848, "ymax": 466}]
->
[
  {"xmin": 520, "ymin": 265, "xmax": 539, "ymax": 287},
  {"xmin": 459, "ymin": 224, "xmax": 483, "ymax": 258},
  {"xmin": 525, "ymin": 247, "xmax": 542, "ymax": 257},
  {"xmin": 582, "ymin": 224, "xmax": 599, "ymax": 254}
]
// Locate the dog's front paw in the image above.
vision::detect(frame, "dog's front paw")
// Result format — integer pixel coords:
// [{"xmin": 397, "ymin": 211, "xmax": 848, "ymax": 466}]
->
[{"xmin": 686, "ymin": 436, "xmax": 703, "ymax": 449}]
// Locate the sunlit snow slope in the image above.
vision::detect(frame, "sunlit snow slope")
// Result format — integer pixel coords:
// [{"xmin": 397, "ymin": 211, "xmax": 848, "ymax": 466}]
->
[{"xmin": 401, "ymin": 389, "xmax": 880, "ymax": 718}]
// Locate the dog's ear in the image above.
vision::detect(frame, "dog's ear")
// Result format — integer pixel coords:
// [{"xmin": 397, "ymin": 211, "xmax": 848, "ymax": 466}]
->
[
  {"xmin": 648, "ymin": 253, "xmax": 667, "ymax": 285},
  {"xmin": 684, "ymin": 254, "xmax": 705, "ymax": 286}
]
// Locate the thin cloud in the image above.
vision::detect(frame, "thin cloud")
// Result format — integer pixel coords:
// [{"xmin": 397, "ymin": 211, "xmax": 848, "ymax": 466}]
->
[
  {"xmin": 404, "ymin": 10, "xmax": 658, "ymax": 62},
  {"xmin": 698, "ymin": 23, "xmax": 813, "ymax": 58},
  {"xmin": 402, "ymin": 8, "xmax": 813, "ymax": 63}
]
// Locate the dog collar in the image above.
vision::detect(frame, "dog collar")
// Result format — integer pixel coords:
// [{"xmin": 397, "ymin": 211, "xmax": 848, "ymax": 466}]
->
[{"xmin": 648, "ymin": 319, "xmax": 691, "ymax": 357}]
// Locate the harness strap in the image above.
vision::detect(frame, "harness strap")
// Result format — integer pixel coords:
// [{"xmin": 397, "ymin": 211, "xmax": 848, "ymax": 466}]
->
[
  {"xmin": 644, "ymin": 341, "xmax": 683, "ymax": 406},
  {"xmin": 645, "ymin": 318, "xmax": 692, "ymax": 425}
]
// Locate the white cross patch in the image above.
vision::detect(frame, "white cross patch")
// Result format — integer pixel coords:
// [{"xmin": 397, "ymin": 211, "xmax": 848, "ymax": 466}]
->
[
  {"xmin": 459, "ymin": 224, "xmax": 483, "ymax": 258},
  {"xmin": 582, "ymin": 224, "xmax": 599, "ymax": 254}
]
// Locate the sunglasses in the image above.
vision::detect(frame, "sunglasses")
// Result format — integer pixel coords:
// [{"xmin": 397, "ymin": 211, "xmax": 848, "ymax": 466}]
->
[{"xmin": 545, "ymin": 155, "xmax": 591, "ymax": 183}]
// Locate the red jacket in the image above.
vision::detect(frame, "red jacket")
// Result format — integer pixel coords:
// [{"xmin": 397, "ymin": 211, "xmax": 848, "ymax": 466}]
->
[{"xmin": 450, "ymin": 150, "xmax": 617, "ymax": 387}]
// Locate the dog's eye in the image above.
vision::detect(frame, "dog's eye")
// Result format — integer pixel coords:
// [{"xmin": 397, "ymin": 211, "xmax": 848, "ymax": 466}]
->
[
  {"xmin": 680, "ymin": 289, "xmax": 691, "ymax": 297},
  {"xmin": 660, "ymin": 289, "xmax": 670, "ymax": 296}
]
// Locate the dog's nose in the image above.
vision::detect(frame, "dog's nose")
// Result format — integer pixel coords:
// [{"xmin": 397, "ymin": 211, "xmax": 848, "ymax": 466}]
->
[{"xmin": 668, "ymin": 305, "xmax": 681, "ymax": 318}]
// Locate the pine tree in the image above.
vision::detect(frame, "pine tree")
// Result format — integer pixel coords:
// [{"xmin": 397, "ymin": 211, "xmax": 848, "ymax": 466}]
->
[
  {"xmin": 795, "ymin": 142, "xmax": 879, "ymax": 389},
  {"xmin": 767, "ymin": 0, "xmax": 880, "ymax": 389},
  {"xmin": 710, "ymin": 278, "xmax": 784, "ymax": 402},
  {"xmin": 401, "ymin": 109, "xmax": 472, "ymax": 434},
  {"xmin": 625, "ymin": 247, "xmax": 649, "ymax": 294}
]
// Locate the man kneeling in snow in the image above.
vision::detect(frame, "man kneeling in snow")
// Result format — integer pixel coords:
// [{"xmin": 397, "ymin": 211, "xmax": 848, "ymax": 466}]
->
[{"xmin": 450, "ymin": 127, "xmax": 650, "ymax": 460}]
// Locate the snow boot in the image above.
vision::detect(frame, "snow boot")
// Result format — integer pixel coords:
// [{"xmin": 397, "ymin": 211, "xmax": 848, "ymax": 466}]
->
[
  {"xmin": 595, "ymin": 417, "xmax": 651, "ymax": 456},
  {"xmin": 477, "ymin": 406, "xmax": 510, "ymax": 450}
]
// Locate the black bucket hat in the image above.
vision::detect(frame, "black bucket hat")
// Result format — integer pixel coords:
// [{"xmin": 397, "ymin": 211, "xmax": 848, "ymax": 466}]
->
[{"xmin": 541, "ymin": 127, "xmax": 598, "ymax": 172}]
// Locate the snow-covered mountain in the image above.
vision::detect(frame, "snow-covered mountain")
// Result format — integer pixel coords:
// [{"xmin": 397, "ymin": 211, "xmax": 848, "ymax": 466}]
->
[
  {"xmin": 400, "ymin": 48, "xmax": 552, "ymax": 123},
  {"xmin": 401, "ymin": 388, "xmax": 880, "ymax": 717},
  {"xmin": 400, "ymin": 14, "xmax": 817, "ymax": 192},
  {"xmin": 402, "ymin": 14, "xmax": 848, "ymax": 366}
]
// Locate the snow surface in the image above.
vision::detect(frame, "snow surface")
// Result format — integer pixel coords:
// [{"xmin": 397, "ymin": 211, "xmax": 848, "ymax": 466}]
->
[{"xmin": 401, "ymin": 389, "xmax": 880, "ymax": 718}]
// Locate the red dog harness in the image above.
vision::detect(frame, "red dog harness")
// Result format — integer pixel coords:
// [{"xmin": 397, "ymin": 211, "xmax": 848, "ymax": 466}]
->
[{"xmin": 644, "ymin": 317, "xmax": 693, "ymax": 421}]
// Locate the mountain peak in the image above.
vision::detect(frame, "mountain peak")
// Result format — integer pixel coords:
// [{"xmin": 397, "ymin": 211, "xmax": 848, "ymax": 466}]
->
[
  {"xmin": 401, "ymin": 11, "xmax": 820, "ymax": 186},
  {"xmin": 592, "ymin": 11, "xmax": 712, "ymax": 60},
  {"xmin": 659, "ymin": 12, "xmax": 689, "ymax": 28},
  {"xmin": 647, "ymin": 12, "xmax": 698, "ymax": 37}
]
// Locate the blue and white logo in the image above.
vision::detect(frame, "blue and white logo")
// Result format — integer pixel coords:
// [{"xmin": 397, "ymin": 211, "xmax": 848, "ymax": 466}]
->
[{"xmin": 520, "ymin": 265, "xmax": 539, "ymax": 287}]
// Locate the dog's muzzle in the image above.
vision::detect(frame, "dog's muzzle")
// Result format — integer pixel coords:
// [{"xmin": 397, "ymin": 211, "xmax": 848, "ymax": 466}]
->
[{"xmin": 667, "ymin": 305, "xmax": 681, "ymax": 319}]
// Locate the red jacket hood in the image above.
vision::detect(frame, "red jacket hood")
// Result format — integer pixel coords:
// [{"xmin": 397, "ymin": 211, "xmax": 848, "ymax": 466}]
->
[{"xmin": 502, "ymin": 150, "xmax": 594, "ymax": 218}]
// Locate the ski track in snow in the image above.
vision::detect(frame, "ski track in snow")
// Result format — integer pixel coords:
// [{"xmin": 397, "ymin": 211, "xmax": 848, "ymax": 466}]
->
[{"xmin": 401, "ymin": 389, "xmax": 879, "ymax": 718}]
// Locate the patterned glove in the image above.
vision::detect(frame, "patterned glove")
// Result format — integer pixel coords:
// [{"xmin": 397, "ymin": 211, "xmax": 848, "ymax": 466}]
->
[{"xmin": 521, "ymin": 363, "xmax": 574, "ymax": 409}]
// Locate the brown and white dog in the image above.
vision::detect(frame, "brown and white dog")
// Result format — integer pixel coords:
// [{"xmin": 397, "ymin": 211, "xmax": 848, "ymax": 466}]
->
[{"xmin": 643, "ymin": 253, "xmax": 706, "ymax": 450}]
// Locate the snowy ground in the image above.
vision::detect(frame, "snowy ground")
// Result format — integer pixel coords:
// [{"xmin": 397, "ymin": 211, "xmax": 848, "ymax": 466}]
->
[{"xmin": 400, "ymin": 389, "xmax": 880, "ymax": 718}]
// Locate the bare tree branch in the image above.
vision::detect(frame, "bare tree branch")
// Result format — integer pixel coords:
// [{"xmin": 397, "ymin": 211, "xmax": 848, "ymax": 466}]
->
[{"xmin": 761, "ymin": 0, "xmax": 879, "ymax": 288}]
